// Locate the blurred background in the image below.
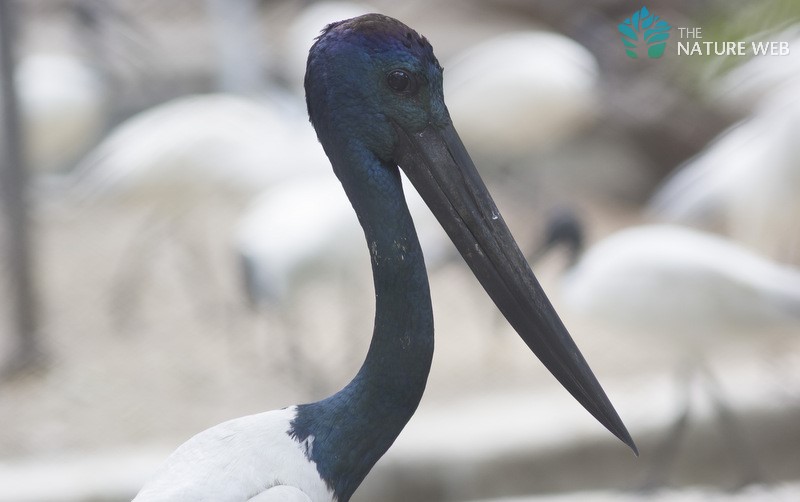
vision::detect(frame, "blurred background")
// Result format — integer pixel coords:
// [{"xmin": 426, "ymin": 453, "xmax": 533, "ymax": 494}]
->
[{"xmin": 0, "ymin": 0, "xmax": 799, "ymax": 500}]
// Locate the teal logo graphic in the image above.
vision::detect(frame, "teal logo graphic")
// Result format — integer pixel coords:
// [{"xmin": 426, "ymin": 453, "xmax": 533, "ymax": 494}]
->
[{"xmin": 618, "ymin": 7, "xmax": 671, "ymax": 59}]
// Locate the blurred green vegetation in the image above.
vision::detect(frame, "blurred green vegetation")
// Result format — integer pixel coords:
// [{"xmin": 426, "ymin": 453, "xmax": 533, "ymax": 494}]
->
[{"xmin": 683, "ymin": 0, "xmax": 800, "ymax": 82}]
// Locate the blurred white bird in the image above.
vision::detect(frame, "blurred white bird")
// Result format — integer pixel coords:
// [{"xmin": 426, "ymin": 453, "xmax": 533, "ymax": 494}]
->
[
  {"xmin": 444, "ymin": 31, "xmax": 599, "ymax": 164},
  {"xmin": 236, "ymin": 176, "xmax": 367, "ymax": 305},
  {"xmin": 16, "ymin": 53, "xmax": 107, "ymax": 174},
  {"xmin": 72, "ymin": 93, "xmax": 327, "ymax": 202},
  {"xmin": 236, "ymin": 174, "xmax": 451, "ymax": 304},
  {"xmin": 554, "ymin": 224, "xmax": 800, "ymax": 334},
  {"xmin": 68, "ymin": 93, "xmax": 330, "ymax": 332},
  {"xmin": 649, "ymin": 85, "xmax": 800, "ymax": 266},
  {"xmin": 234, "ymin": 173, "xmax": 452, "ymax": 389},
  {"xmin": 533, "ymin": 212, "xmax": 794, "ymax": 487}
]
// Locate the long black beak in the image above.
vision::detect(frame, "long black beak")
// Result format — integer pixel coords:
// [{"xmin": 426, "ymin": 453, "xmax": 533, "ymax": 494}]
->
[{"xmin": 394, "ymin": 121, "xmax": 637, "ymax": 455}]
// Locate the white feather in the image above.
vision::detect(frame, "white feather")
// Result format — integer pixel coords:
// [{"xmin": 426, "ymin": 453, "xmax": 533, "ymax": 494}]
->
[
  {"xmin": 133, "ymin": 407, "xmax": 333, "ymax": 502},
  {"xmin": 248, "ymin": 485, "xmax": 313, "ymax": 501},
  {"xmin": 561, "ymin": 225, "xmax": 800, "ymax": 340}
]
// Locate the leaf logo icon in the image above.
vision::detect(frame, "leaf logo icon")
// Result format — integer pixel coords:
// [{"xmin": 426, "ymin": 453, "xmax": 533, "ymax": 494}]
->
[{"xmin": 618, "ymin": 7, "xmax": 671, "ymax": 59}]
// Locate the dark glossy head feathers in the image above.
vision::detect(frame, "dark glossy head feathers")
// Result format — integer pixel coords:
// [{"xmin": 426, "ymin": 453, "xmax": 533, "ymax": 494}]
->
[{"xmin": 305, "ymin": 14, "xmax": 447, "ymax": 164}]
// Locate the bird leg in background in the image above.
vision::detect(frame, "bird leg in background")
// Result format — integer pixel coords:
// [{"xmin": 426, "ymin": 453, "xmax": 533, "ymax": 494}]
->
[
  {"xmin": 639, "ymin": 359, "xmax": 764, "ymax": 491},
  {"xmin": 639, "ymin": 364, "xmax": 694, "ymax": 491},
  {"xmin": 269, "ymin": 304, "xmax": 329, "ymax": 396},
  {"xmin": 109, "ymin": 209, "xmax": 227, "ymax": 334},
  {"xmin": 699, "ymin": 364, "xmax": 765, "ymax": 488},
  {"xmin": 109, "ymin": 209, "xmax": 168, "ymax": 333}
]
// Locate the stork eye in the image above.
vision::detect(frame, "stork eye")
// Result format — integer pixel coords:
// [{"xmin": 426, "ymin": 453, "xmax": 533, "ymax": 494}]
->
[{"xmin": 387, "ymin": 69, "xmax": 417, "ymax": 94}]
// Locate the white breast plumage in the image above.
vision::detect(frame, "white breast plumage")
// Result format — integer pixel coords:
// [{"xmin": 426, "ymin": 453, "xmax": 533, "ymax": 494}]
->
[{"xmin": 133, "ymin": 407, "xmax": 333, "ymax": 502}]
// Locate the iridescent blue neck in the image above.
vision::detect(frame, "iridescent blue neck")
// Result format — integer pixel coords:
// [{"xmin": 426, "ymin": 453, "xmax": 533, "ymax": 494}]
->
[{"xmin": 290, "ymin": 140, "xmax": 434, "ymax": 502}]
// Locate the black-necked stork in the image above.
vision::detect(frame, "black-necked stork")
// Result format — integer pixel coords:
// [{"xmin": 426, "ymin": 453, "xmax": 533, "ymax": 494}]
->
[{"xmin": 133, "ymin": 14, "xmax": 635, "ymax": 502}]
